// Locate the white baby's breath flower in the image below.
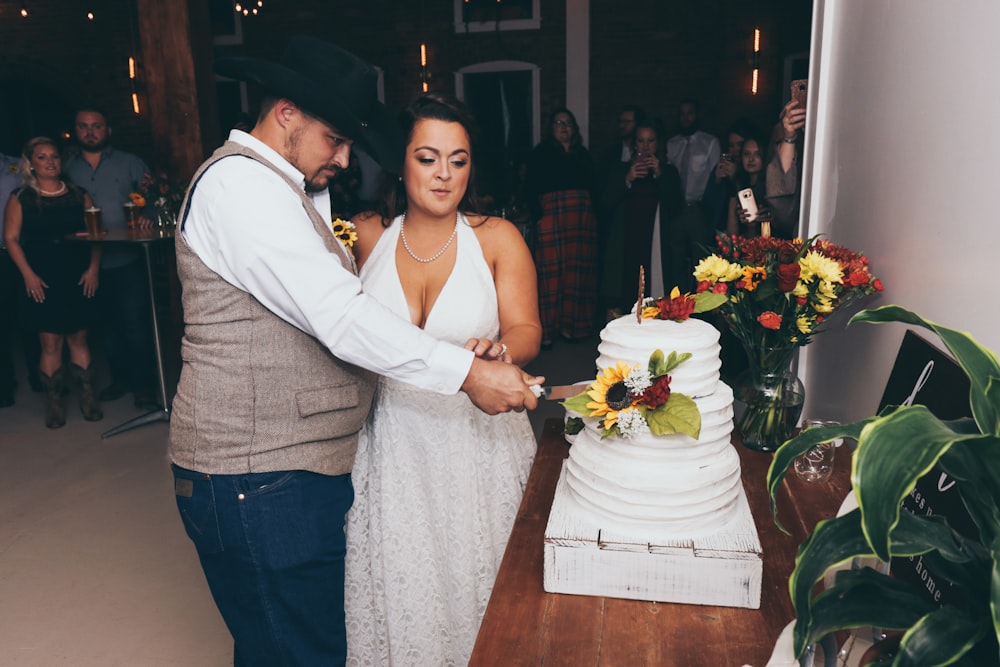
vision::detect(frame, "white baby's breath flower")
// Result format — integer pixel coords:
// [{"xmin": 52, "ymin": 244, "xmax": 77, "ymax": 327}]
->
[
  {"xmin": 624, "ymin": 367, "xmax": 652, "ymax": 394},
  {"xmin": 615, "ymin": 407, "xmax": 647, "ymax": 438}
]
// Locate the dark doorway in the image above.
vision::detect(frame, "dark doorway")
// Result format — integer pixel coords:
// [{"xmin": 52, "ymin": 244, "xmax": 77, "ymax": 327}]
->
[{"xmin": 461, "ymin": 69, "xmax": 533, "ymax": 211}]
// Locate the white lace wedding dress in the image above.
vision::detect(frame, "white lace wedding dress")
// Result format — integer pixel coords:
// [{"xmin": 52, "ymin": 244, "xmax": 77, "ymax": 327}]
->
[{"xmin": 345, "ymin": 214, "xmax": 536, "ymax": 666}]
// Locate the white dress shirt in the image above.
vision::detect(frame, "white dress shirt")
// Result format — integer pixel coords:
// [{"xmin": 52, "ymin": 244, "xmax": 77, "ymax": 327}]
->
[
  {"xmin": 182, "ymin": 130, "xmax": 473, "ymax": 394},
  {"xmin": 666, "ymin": 130, "xmax": 721, "ymax": 204}
]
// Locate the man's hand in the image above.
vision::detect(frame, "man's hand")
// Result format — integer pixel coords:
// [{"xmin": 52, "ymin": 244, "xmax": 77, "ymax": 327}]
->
[{"xmin": 461, "ymin": 357, "xmax": 543, "ymax": 415}]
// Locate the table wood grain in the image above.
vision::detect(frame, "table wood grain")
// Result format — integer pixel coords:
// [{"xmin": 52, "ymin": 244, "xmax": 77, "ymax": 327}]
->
[{"xmin": 470, "ymin": 418, "xmax": 852, "ymax": 666}]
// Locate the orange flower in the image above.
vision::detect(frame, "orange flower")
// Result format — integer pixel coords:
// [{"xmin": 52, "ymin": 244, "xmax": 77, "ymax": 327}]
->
[{"xmin": 758, "ymin": 311, "xmax": 782, "ymax": 330}]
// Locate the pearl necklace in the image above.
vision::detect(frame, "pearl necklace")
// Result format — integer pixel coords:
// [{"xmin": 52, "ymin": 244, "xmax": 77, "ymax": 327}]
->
[
  {"xmin": 37, "ymin": 182, "xmax": 67, "ymax": 196},
  {"xmin": 399, "ymin": 212, "xmax": 459, "ymax": 263}
]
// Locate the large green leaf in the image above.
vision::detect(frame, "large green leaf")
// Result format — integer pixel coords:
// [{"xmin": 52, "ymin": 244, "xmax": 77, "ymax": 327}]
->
[
  {"xmin": 851, "ymin": 306, "xmax": 1000, "ymax": 436},
  {"xmin": 804, "ymin": 568, "xmax": 938, "ymax": 646},
  {"xmin": 896, "ymin": 607, "xmax": 987, "ymax": 666},
  {"xmin": 789, "ymin": 510, "xmax": 968, "ymax": 656},
  {"xmin": 767, "ymin": 419, "xmax": 872, "ymax": 534},
  {"xmin": 853, "ymin": 407, "xmax": 988, "ymax": 560},
  {"xmin": 938, "ymin": 440, "xmax": 1000, "ymax": 549}
]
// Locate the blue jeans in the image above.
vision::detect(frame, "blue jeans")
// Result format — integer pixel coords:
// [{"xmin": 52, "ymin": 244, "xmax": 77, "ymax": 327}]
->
[{"xmin": 172, "ymin": 465, "xmax": 353, "ymax": 667}]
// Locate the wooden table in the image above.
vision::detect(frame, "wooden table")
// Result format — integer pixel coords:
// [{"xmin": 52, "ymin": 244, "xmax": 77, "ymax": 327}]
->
[{"xmin": 470, "ymin": 418, "xmax": 852, "ymax": 666}]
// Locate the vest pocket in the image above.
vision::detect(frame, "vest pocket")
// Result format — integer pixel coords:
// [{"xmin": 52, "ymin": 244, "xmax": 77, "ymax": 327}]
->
[{"xmin": 295, "ymin": 383, "xmax": 360, "ymax": 417}]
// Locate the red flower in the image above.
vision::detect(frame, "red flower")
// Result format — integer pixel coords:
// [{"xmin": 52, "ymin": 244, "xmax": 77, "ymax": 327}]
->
[
  {"xmin": 873, "ymin": 278, "xmax": 884, "ymax": 292},
  {"xmin": 758, "ymin": 311, "xmax": 782, "ymax": 330},
  {"xmin": 712, "ymin": 282, "xmax": 728, "ymax": 294},
  {"xmin": 656, "ymin": 293, "xmax": 696, "ymax": 321},
  {"xmin": 641, "ymin": 375, "xmax": 672, "ymax": 408},
  {"xmin": 696, "ymin": 280, "xmax": 712, "ymax": 293},
  {"xmin": 776, "ymin": 263, "xmax": 801, "ymax": 292}
]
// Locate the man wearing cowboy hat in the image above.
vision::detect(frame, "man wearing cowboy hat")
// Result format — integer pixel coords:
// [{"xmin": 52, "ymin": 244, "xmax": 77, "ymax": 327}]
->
[{"xmin": 168, "ymin": 37, "xmax": 541, "ymax": 666}]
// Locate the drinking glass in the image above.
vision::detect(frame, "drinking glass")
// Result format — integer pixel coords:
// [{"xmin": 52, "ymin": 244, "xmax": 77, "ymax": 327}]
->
[{"xmin": 793, "ymin": 419, "xmax": 841, "ymax": 483}]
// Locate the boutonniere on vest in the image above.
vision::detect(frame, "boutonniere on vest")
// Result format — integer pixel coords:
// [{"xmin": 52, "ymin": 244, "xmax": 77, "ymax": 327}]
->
[{"xmin": 331, "ymin": 218, "xmax": 357, "ymax": 248}]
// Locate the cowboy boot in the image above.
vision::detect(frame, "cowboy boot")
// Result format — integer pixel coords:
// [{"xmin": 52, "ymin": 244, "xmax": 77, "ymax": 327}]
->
[
  {"xmin": 70, "ymin": 363, "xmax": 103, "ymax": 422},
  {"xmin": 40, "ymin": 367, "xmax": 66, "ymax": 429}
]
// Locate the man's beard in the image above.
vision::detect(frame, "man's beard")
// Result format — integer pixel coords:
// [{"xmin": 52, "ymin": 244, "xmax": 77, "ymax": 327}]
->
[
  {"xmin": 286, "ymin": 126, "xmax": 339, "ymax": 192},
  {"xmin": 80, "ymin": 136, "xmax": 110, "ymax": 153}
]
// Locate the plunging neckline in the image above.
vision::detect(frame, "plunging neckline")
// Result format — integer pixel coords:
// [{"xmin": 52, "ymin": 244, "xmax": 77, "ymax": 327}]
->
[{"xmin": 394, "ymin": 220, "xmax": 461, "ymax": 330}]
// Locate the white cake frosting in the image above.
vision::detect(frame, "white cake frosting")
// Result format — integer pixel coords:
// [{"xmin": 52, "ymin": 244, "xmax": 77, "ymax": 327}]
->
[
  {"xmin": 596, "ymin": 316, "xmax": 722, "ymax": 398},
  {"xmin": 565, "ymin": 314, "xmax": 741, "ymax": 536}
]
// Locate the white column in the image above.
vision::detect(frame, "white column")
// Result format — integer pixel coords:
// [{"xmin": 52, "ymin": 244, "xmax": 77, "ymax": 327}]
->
[{"xmin": 565, "ymin": 0, "xmax": 590, "ymax": 144}]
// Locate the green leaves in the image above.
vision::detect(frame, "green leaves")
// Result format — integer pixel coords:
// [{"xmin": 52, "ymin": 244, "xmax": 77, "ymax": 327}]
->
[
  {"xmin": 643, "ymin": 393, "xmax": 701, "ymax": 439},
  {"xmin": 692, "ymin": 291, "xmax": 727, "ymax": 313},
  {"xmin": 561, "ymin": 390, "xmax": 593, "ymax": 416},
  {"xmin": 648, "ymin": 349, "xmax": 692, "ymax": 376},
  {"xmin": 769, "ymin": 305, "xmax": 1000, "ymax": 664}
]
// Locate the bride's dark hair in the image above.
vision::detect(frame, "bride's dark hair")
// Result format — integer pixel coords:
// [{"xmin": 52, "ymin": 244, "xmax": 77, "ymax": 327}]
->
[{"xmin": 374, "ymin": 92, "xmax": 485, "ymax": 225}]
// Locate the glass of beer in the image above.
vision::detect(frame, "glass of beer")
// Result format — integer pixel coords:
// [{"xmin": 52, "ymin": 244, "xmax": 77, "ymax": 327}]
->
[
  {"xmin": 123, "ymin": 201, "xmax": 139, "ymax": 229},
  {"xmin": 84, "ymin": 207, "xmax": 102, "ymax": 237}
]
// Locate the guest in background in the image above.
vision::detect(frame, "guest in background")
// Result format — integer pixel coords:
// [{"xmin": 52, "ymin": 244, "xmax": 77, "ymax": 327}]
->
[
  {"xmin": 702, "ymin": 117, "xmax": 759, "ymax": 234},
  {"xmin": 0, "ymin": 151, "xmax": 22, "ymax": 406},
  {"xmin": 345, "ymin": 92, "xmax": 539, "ymax": 667},
  {"xmin": 665, "ymin": 98, "xmax": 720, "ymax": 290},
  {"xmin": 764, "ymin": 99, "xmax": 807, "ymax": 238},
  {"xmin": 600, "ymin": 120, "xmax": 682, "ymax": 315},
  {"xmin": 525, "ymin": 107, "xmax": 599, "ymax": 347},
  {"xmin": 63, "ymin": 106, "xmax": 158, "ymax": 409},
  {"xmin": 3, "ymin": 137, "xmax": 103, "ymax": 427},
  {"xmin": 596, "ymin": 105, "xmax": 645, "ymax": 246},
  {"xmin": 726, "ymin": 133, "xmax": 769, "ymax": 237}
]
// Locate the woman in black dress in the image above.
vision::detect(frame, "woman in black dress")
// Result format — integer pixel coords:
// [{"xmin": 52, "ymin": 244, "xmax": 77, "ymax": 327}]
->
[{"xmin": 3, "ymin": 137, "xmax": 102, "ymax": 428}]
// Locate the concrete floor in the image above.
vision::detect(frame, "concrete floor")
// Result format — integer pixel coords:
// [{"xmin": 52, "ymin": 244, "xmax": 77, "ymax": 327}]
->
[{"xmin": 0, "ymin": 336, "xmax": 598, "ymax": 666}]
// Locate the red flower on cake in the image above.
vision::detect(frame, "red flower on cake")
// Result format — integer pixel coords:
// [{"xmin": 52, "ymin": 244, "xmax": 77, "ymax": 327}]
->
[
  {"xmin": 640, "ymin": 374, "xmax": 672, "ymax": 409},
  {"xmin": 655, "ymin": 292, "xmax": 695, "ymax": 321}
]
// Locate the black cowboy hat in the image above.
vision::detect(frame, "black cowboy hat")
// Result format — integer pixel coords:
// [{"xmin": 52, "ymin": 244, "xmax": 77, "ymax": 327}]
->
[{"xmin": 215, "ymin": 36, "xmax": 403, "ymax": 172}]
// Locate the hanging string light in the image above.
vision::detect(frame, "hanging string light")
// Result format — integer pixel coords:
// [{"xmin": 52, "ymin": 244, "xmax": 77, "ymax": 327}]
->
[
  {"xmin": 234, "ymin": 1, "xmax": 263, "ymax": 17},
  {"xmin": 20, "ymin": 3, "xmax": 28, "ymax": 17},
  {"xmin": 751, "ymin": 27, "xmax": 761, "ymax": 95}
]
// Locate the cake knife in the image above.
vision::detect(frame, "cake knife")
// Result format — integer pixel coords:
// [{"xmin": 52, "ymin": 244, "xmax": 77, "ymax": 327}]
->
[{"xmin": 532, "ymin": 384, "xmax": 587, "ymax": 400}]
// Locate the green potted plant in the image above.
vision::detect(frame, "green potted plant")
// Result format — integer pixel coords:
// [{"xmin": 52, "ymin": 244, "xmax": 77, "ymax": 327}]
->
[{"xmin": 767, "ymin": 305, "xmax": 1000, "ymax": 666}]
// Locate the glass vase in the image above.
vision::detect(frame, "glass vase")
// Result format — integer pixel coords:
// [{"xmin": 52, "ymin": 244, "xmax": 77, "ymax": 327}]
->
[
  {"xmin": 736, "ymin": 343, "xmax": 805, "ymax": 452},
  {"xmin": 154, "ymin": 204, "xmax": 176, "ymax": 231}
]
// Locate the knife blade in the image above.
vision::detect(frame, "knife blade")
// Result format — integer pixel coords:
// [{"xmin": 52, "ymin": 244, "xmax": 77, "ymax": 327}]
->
[{"xmin": 535, "ymin": 384, "xmax": 588, "ymax": 400}]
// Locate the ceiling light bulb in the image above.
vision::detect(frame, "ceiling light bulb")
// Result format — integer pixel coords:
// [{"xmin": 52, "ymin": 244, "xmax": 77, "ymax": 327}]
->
[{"xmin": 87, "ymin": 11, "xmax": 94, "ymax": 20}]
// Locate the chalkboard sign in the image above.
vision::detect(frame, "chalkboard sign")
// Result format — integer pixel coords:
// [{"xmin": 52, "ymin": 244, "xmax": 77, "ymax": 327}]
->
[{"xmin": 877, "ymin": 330, "xmax": 974, "ymax": 607}]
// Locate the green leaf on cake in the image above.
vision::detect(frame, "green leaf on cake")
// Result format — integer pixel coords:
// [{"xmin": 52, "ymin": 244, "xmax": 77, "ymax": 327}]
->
[
  {"xmin": 644, "ymin": 393, "xmax": 701, "ymax": 439},
  {"xmin": 693, "ymin": 291, "xmax": 727, "ymax": 313},
  {"xmin": 561, "ymin": 391, "xmax": 593, "ymax": 415},
  {"xmin": 649, "ymin": 350, "xmax": 692, "ymax": 377}
]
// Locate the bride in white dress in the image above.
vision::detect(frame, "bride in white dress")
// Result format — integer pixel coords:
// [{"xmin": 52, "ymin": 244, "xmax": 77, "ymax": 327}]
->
[{"xmin": 344, "ymin": 93, "xmax": 541, "ymax": 666}]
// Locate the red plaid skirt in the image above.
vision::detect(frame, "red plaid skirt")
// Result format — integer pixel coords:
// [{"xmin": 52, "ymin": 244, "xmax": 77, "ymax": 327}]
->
[{"xmin": 533, "ymin": 189, "xmax": 598, "ymax": 340}]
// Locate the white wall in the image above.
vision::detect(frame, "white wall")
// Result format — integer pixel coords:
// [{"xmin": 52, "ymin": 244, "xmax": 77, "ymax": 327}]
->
[{"xmin": 800, "ymin": 0, "xmax": 1000, "ymax": 422}]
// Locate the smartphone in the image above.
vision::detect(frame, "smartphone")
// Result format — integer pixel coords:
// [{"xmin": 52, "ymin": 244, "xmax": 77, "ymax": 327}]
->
[
  {"xmin": 791, "ymin": 79, "xmax": 808, "ymax": 109},
  {"xmin": 738, "ymin": 188, "xmax": 759, "ymax": 222}
]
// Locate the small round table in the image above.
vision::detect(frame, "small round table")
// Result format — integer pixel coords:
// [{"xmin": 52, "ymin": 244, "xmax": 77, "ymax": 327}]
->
[{"xmin": 69, "ymin": 228, "xmax": 174, "ymax": 438}]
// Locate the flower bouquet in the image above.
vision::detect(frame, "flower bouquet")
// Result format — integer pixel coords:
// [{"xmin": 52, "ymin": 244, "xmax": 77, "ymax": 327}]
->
[
  {"xmin": 130, "ymin": 170, "xmax": 187, "ymax": 229},
  {"xmin": 693, "ymin": 233, "xmax": 883, "ymax": 451}
]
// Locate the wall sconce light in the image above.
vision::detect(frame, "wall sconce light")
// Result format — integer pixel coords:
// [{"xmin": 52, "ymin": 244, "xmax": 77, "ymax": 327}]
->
[
  {"xmin": 419, "ymin": 43, "xmax": 430, "ymax": 93},
  {"xmin": 751, "ymin": 27, "xmax": 760, "ymax": 95},
  {"xmin": 129, "ymin": 56, "xmax": 141, "ymax": 114}
]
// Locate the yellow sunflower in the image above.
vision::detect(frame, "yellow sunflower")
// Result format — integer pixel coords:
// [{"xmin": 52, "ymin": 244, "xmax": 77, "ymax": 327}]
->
[
  {"xmin": 586, "ymin": 360, "xmax": 637, "ymax": 431},
  {"xmin": 331, "ymin": 218, "xmax": 357, "ymax": 248}
]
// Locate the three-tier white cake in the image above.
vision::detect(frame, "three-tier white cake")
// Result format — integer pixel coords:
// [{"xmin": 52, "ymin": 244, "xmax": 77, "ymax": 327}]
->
[{"xmin": 543, "ymin": 313, "xmax": 763, "ymax": 608}]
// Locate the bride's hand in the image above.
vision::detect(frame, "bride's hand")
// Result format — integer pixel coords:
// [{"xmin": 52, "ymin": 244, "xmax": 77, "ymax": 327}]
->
[{"xmin": 464, "ymin": 338, "xmax": 511, "ymax": 363}]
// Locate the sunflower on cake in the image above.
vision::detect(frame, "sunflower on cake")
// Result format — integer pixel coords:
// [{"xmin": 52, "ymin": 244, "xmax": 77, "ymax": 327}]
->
[{"xmin": 543, "ymin": 285, "xmax": 763, "ymax": 609}]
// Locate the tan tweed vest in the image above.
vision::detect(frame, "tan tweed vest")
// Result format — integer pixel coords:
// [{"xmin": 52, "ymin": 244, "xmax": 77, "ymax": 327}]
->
[{"xmin": 168, "ymin": 141, "xmax": 375, "ymax": 475}]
